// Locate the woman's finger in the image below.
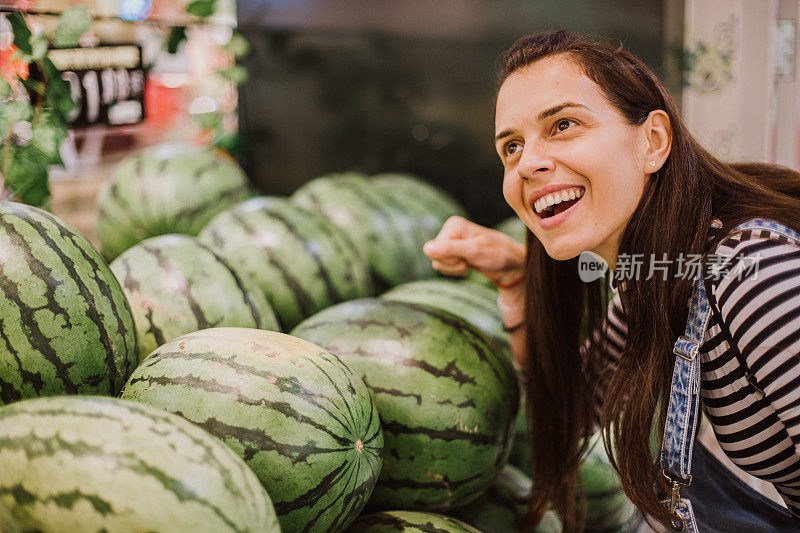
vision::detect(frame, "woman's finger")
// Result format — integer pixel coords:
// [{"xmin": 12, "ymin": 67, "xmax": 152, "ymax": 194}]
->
[{"xmin": 431, "ymin": 258, "xmax": 469, "ymax": 276}]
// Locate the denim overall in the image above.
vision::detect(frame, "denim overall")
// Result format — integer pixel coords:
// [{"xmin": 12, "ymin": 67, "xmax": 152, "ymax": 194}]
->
[{"xmin": 660, "ymin": 218, "xmax": 799, "ymax": 531}]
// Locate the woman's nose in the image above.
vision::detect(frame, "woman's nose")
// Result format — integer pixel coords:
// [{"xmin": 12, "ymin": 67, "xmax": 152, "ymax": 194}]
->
[{"xmin": 517, "ymin": 148, "xmax": 554, "ymax": 181}]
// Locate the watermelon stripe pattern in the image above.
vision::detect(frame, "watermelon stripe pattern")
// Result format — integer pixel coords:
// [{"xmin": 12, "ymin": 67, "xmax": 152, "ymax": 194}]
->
[
  {"xmin": 96, "ymin": 144, "xmax": 251, "ymax": 260},
  {"xmin": 291, "ymin": 299, "xmax": 518, "ymax": 509},
  {"xmin": 0, "ymin": 396, "xmax": 279, "ymax": 532},
  {"xmin": 0, "ymin": 203, "xmax": 138, "ymax": 405},
  {"xmin": 292, "ymin": 173, "xmax": 430, "ymax": 290},
  {"xmin": 121, "ymin": 328, "xmax": 383, "ymax": 532},
  {"xmin": 110, "ymin": 234, "xmax": 279, "ymax": 361},
  {"xmin": 381, "ymin": 279, "xmax": 510, "ymax": 360},
  {"xmin": 347, "ymin": 511, "xmax": 481, "ymax": 532},
  {"xmin": 199, "ymin": 197, "xmax": 372, "ymax": 330}
]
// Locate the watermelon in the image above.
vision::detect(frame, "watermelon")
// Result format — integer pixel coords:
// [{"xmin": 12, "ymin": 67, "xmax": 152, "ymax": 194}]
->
[
  {"xmin": 199, "ymin": 196, "xmax": 373, "ymax": 331},
  {"xmin": 371, "ymin": 173, "xmax": 466, "ymax": 277},
  {"xmin": 0, "ymin": 202, "xmax": 138, "ymax": 405},
  {"xmin": 0, "ymin": 396, "xmax": 279, "ymax": 532},
  {"xmin": 371, "ymin": 173, "xmax": 466, "ymax": 235},
  {"xmin": 493, "ymin": 216, "xmax": 527, "ymax": 245},
  {"xmin": 96, "ymin": 143, "xmax": 251, "ymax": 260},
  {"xmin": 347, "ymin": 511, "xmax": 480, "ymax": 532},
  {"xmin": 451, "ymin": 464, "xmax": 562, "ymax": 532},
  {"xmin": 291, "ymin": 299, "xmax": 519, "ymax": 510},
  {"xmin": 110, "ymin": 234, "xmax": 279, "ymax": 362},
  {"xmin": 291, "ymin": 173, "xmax": 431, "ymax": 290},
  {"xmin": 580, "ymin": 432, "xmax": 641, "ymax": 532},
  {"xmin": 380, "ymin": 278, "xmax": 510, "ymax": 360},
  {"xmin": 0, "ymin": 499, "xmax": 19, "ymax": 533},
  {"xmin": 121, "ymin": 327, "xmax": 383, "ymax": 533}
]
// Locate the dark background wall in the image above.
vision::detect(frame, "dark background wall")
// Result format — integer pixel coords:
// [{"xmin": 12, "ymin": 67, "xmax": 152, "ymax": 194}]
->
[{"xmin": 237, "ymin": 0, "xmax": 672, "ymax": 227}]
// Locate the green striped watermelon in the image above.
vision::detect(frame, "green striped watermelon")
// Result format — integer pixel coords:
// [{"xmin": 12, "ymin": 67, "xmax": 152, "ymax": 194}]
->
[
  {"xmin": 347, "ymin": 511, "xmax": 480, "ymax": 532},
  {"xmin": 580, "ymin": 433, "xmax": 641, "ymax": 532},
  {"xmin": 0, "ymin": 499, "xmax": 19, "ymax": 533},
  {"xmin": 0, "ymin": 396, "xmax": 279, "ymax": 532},
  {"xmin": 0, "ymin": 202, "xmax": 138, "ymax": 405},
  {"xmin": 121, "ymin": 327, "xmax": 383, "ymax": 533},
  {"xmin": 96, "ymin": 143, "xmax": 251, "ymax": 261},
  {"xmin": 291, "ymin": 173, "xmax": 431, "ymax": 290},
  {"xmin": 371, "ymin": 173, "xmax": 466, "ymax": 281},
  {"xmin": 199, "ymin": 196, "xmax": 373, "ymax": 331},
  {"xmin": 371, "ymin": 173, "xmax": 466, "ymax": 236},
  {"xmin": 380, "ymin": 278, "xmax": 510, "ymax": 360},
  {"xmin": 291, "ymin": 299, "xmax": 519, "ymax": 510},
  {"xmin": 110, "ymin": 233, "xmax": 278, "ymax": 361},
  {"xmin": 451, "ymin": 464, "xmax": 562, "ymax": 532}
]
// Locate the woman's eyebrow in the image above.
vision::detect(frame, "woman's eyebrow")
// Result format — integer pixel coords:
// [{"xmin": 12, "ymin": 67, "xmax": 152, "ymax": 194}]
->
[{"xmin": 495, "ymin": 102, "xmax": 591, "ymax": 141}]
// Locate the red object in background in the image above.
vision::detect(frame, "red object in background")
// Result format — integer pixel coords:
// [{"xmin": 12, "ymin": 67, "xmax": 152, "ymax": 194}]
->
[
  {"xmin": 0, "ymin": 45, "xmax": 28, "ymax": 82},
  {"xmin": 144, "ymin": 74, "xmax": 186, "ymax": 131}
]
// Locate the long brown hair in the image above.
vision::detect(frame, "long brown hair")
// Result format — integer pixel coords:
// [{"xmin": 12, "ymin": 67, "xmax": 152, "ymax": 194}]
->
[{"xmin": 501, "ymin": 29, "xmax": 800, "ymax": 530}]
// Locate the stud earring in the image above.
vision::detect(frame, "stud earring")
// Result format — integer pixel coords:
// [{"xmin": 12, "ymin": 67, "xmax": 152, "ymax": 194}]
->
[{"xmin": 650, "ymin": 161, "xmax": 656, "ymax": 167}]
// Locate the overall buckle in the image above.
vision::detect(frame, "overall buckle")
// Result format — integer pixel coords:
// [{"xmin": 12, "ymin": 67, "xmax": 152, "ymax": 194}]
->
[{"xmin": 662, "ymin": 469, "xmax": 692, "ymax": 530}]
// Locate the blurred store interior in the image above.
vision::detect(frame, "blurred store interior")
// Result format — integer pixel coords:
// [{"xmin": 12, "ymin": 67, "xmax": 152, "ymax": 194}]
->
[{"xmin": 1, "ymin": 0, "xmax": 799, "ymax": 240}]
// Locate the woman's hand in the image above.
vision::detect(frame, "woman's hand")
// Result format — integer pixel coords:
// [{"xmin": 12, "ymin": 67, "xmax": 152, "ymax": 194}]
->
[{"xmin": 423, "ymin": 216, "xmax": 526, "ymax": 288}]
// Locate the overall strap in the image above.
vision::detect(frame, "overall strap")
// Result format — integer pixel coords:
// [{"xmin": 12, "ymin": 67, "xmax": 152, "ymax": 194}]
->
[
  {"xmin": 725, "ymin": 218, "xmax": 800, "ymax": 243},
  {"xmin": 659, "ymin": 274, "xmax": 712, "ymax": 530}
]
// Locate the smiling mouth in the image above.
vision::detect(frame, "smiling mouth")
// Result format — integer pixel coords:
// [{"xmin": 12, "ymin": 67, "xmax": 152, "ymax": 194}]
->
[{"xmin": 534, "ymin": 187, "xmax": 585, "ymax": 219}]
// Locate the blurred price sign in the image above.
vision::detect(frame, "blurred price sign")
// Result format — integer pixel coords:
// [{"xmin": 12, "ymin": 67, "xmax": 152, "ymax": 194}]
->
[{"xmin": 49, "ymin": 45, "xmax": 145, "ymax": 127}]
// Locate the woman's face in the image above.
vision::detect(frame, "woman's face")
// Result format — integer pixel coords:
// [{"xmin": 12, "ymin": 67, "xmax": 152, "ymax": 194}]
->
[{"xmin": 496, "ymin": 55, "xmax": 651, "ymax": 269}]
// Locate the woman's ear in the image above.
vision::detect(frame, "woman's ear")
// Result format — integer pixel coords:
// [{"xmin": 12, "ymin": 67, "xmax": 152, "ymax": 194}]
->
[{"xmin": 643, "ymin": 110, "xmax": 672, "ymax": 174}]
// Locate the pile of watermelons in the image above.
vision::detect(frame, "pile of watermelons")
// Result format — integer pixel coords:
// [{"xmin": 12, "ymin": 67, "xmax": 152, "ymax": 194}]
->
[{"xmin": 0, "ymin": 143, "xmax": 641, "ymax": 532}]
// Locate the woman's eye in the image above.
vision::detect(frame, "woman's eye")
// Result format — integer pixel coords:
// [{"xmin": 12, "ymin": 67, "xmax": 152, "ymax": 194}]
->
[
  {"xmin": 554, "ymin": 118, "xmax": 577, "ymax": 133},
  {"xmin": 504, "ymin": 141, "xmax": 521, "ymax": 156}
]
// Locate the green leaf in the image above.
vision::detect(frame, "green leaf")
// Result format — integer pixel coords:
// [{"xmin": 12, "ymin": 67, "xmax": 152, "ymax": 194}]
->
[
  {"xmin": 1, "ymin": 101, "xmax": 33, "ymax": 130},
  {"xmin": 217, "ymin": 64, "xmax": 248, "ymax": 84},
  {"xmin": 223, "ymin": 32, "xmax": 250, "ymax": 58},
  {"xmin": 0, "ymin": 80, "xmax": 12, "ymax": 100},
  {"xmin": 53, "ymin": 6, "xmax": 92, "ymax": 48},
  {"xmin": 186, "ymin": 0, "xmax": 217, "ymax": 18},
  {"xmin": 8, "ymin": 11, "xmax": 32, "ymax": 54},
  {"xmin": 30, "ymin": 31, "xmax": 48, "ymax": 61},
  {"xmin": 4, "ymin": 143, "xmax": 51, "ymax": 207},
  {"xmin": 32, "ymin": 109, "xmax": 68, "ymax": 165},
  {"xmin": 213, "ymin": 131, "xmax": 246, "ymax": 159},
  {"xmin": 166, "ymin": 26, "xmax": 187, "ymax": 54}
]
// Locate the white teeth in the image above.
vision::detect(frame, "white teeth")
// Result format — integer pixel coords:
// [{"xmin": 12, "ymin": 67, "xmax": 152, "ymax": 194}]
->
[{"xmin": 533, "ymin": 187, "xmax": 584, "ymax": 214}]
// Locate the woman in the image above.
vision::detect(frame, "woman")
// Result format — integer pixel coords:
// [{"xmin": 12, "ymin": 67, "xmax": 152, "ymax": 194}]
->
[{"xmin": 423, "ymin": 30, "xmax": 800, "ymax": 531}]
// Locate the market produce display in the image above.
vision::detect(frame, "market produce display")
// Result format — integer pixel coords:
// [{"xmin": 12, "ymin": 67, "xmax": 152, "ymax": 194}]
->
[
  {"xmin": 0, "ymin": 396, "xmax": 279, "ymax": 532},
  {"xmin": 292, "ymin": 298, "xmax": 519, "ymax": 510},
  {"xmin": 0, "ymin": 202, "xmax": 138, "ymax": 405},
  {"xmin": 199, "ymin": 196, "xmax": 373, "ymax": 330},
  {"xmin": 347, "ymin": 511, "xmax": 481, "ymax": 532},
  {"xmin": 95, "ymin": 143, "xmax": 251, "ymax": 261},
  {"xmin": 451, "ymin": 464, "xmax": 562, "ymax": 532},
  {"xmin": 109, "ymin": 233, "xmax": 279, "ymax": 361},
  {"xmin": 0, "ymin": 146, "xmax": 642, "ymax": 532},
  {"xmin": 121, "ymin": 327, "xmax": 384, "ymax": 533},
  {"xmin": 292, "ymin": 172, "xmax": 452, "ymax": 290}
]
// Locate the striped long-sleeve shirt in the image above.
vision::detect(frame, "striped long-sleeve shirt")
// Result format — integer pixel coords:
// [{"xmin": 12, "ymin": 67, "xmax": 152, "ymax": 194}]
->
[{"xmin": 584, "ymin": 222, "xmax": 800, "ymax": 520}]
